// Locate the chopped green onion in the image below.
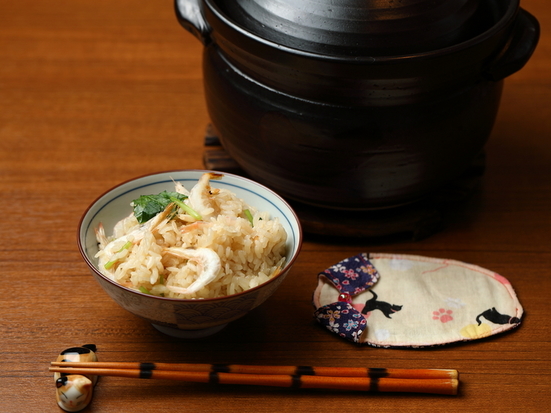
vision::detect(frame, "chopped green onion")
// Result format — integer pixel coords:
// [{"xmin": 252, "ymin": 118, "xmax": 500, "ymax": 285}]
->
[
  {"xmin": 104, "ymin": 241, "xmax": 133, "ymax": 270},
  {"xmin": 169, "ymin": 196, "xmax": 202, "ymax": 220},
  {"xmin": 117, "ymin": 241, "xmax": 133, "ymax": 253},
  {"xmin": 244, "ymin": 209, "xmax": 254, "ymax": 226},
  {"xmin": 139, "ymin": 286, "xmax": 151, "ymax": 295}
]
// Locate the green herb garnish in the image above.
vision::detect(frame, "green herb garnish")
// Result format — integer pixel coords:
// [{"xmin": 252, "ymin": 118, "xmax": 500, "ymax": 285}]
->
[{"xmin": 132, "ymin": 191, "xmax": 187, "ymax": 224}]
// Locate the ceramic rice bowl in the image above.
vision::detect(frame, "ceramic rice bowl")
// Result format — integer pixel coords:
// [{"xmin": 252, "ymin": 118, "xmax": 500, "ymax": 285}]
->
[{"xmin": 78, "ymin": 170, "xmax": 303, "ymax": 338}]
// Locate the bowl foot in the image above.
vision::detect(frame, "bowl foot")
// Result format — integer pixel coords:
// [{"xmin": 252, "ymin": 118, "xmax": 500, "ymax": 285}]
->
[{"xmin": 152, "ymin": 323, "xmax": 228, "ymax": 339}]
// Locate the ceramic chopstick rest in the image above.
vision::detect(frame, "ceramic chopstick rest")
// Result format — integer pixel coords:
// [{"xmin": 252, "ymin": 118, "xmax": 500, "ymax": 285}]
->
[
  {"xmin": 313, "ymin": 253, "xmax": 523, "ymax": 347},
  {"xmin": 53, "ymin": 344, "xmax": 98, "ymax": 412}
]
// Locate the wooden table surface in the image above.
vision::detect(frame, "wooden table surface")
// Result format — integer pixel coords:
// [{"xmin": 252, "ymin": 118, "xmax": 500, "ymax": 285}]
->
[{"xmin": 1, "ymin": 1, "xmax": 550, "ymax": 412}]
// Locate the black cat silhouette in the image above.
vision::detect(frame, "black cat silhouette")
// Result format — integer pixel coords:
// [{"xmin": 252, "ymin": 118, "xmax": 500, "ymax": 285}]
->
[
  {"xmin": 476, "ymin": 307, "xmax": 520, "ymax": 325},
  {"xmin": 361, "ymin": 290, "xmax": 402, "ymax": 318}
]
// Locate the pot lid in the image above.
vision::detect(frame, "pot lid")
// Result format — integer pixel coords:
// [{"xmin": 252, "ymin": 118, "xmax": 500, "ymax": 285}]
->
[{"xmin": 216, "ymin": 0, "xmax": 491, "ymax": 56}]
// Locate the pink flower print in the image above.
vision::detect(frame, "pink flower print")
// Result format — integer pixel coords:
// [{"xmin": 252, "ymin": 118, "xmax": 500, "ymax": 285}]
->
[
  {"xmin": 343, "ymin": 268, "xmax": 359, "ymax": 280},
  {"xmin": 433, "ymin": 308, "xmax": 454, "ymax": 323},
  {"xmin": 353, "ymin": 286, "xmax": 365, "ymax": 295}
]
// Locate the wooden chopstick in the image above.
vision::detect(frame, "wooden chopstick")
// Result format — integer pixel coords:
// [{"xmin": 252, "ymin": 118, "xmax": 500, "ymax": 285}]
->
[
  {"xmin": 50, "ymin": 361, "xmax": 458, "ymax": 380},
  {"xmin": 49, "ymin": 365, "xmax": 458, "ymax": 395}
]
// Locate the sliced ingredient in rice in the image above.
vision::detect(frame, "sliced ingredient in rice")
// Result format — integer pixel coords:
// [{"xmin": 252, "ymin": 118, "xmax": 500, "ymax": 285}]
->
[{"xmin": 94, "ymin": 173, "xmax": 287, "ymax": 299}]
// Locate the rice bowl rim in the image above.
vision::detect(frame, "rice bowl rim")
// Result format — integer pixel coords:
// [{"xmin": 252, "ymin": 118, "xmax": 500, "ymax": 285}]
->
[{"xmin": 77, "ymin": 169, "xmax": 303, "ymax": 303}]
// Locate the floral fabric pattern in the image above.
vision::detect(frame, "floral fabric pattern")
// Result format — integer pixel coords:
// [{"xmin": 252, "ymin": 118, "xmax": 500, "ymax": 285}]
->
[
  {"xmin": 319, "ymin": 252, "xmax": 380, "ymax": 295},
  {"xmin": 314, "ymin": 253, "xmax": 380, "ymax": 343},
  {"xmin": 314, "ymin": 302, "xmax": 367, "ymax": 343}
]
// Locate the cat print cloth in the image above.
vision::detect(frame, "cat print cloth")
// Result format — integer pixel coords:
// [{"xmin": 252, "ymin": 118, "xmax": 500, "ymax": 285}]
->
[{"xmin": 312, "ymin": 253, "xmax": 523, "ymax": 347}]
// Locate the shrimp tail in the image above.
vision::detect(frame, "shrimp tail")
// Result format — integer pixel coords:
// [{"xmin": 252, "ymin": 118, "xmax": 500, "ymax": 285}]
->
[{"xmin": 95, "ymin": 223, "xmax": 109, "ymax": 249}]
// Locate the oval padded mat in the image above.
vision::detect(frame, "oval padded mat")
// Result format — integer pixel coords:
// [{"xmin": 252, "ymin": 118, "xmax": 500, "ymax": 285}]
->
[{"xmin": 313, "ymin": 253, "xmax": 523, "ymax": 347}]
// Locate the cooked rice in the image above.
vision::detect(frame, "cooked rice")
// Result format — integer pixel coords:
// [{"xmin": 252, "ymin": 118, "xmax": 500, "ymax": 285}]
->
[{"xmin": 95, "ymin": 178, "xmax": 287, "ymax": 299}]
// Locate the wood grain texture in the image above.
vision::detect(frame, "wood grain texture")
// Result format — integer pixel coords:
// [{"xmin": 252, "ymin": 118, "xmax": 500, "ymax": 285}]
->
[{"xmin": 1, "ymin": 0, "xmax": 550, "ymax": 412}]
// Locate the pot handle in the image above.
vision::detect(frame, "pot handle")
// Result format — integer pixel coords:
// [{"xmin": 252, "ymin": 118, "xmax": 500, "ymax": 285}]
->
[
  {"xmin": 484, "ymin": 8, "xmax": 540, "ymax": 81},
  {"xmin": 174, "ymin": 0, "xmax": 211, "ymax": 45}
]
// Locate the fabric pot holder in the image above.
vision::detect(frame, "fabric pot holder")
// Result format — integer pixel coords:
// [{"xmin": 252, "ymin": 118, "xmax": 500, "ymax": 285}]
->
[{"xmin": 312, "ymin": 253, "xmax": 523, "ymax": 347}]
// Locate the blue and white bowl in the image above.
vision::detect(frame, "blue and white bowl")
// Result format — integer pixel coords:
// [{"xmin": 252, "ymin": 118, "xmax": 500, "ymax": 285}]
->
[{"xmin": 78, "ymin": 170, "xmax": 303, "ymax": 338}]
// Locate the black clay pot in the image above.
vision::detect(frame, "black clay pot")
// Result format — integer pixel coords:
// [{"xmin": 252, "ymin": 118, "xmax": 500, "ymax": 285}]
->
[{"xmin": 175, "ymin": 0, "xmax": 539, "ymax": 210}]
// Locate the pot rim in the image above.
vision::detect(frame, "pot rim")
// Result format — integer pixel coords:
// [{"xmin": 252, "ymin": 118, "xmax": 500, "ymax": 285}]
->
[{"xmin": 205, "ymin": 0, "xmax": 520, "ymax": 62}]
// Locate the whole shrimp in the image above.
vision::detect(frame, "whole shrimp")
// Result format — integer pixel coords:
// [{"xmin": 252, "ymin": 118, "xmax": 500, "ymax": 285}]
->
[
  {"xmin": 164, "ymin": 247, "xmax": 221, "ymax": 294},
  {"xmin": 187, "ymin": 172, "xmax": 223, "ymax": 220}
]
